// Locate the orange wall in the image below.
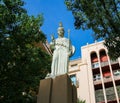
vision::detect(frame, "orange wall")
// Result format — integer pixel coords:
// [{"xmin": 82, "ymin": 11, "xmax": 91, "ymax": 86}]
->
[
  {"xmin": 91, "ymin": 57, "xmax": 98, "ymax": 63},
  {"xmin": 100, "ymin": 56, "xmax": 108, "ymax": 62},
  {"xmin": 103, "ymin": 72, "xmax": 111, "ymax": 77}
]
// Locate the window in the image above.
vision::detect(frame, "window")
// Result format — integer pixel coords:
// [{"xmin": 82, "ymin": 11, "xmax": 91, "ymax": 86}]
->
[
  {"xmin": 113, "ymin": 70, "xmax": 120, "ymax": 76},
  {"xmin": 71, "ymin": 64, "xmax": 77, "ymax": 67},
  {"xmin": 93, "ymin": 74, "xmax": 101, "ymax": 81},
  {"xmin": 99, "ymin": 50, "xmax": 108, "ymax": 62},
  {"xmin": 103, "ymin": 72, "xmax": 111, "ymax": 78},
  {"xmin": 70, "ymin": 64, "xmax": 78, "ymax": 70},
  {"xmin": 92, "ymin": 62, "xmax": 99, "ymax": 68},
  {"xmin": 70, "ymin": 74, "xmax": 77, "ymax": 85}
]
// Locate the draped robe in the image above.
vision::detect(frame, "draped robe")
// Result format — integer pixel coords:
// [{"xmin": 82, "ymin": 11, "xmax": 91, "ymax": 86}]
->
[{"xmin": 51, "ymin": 37, "xmax": 73, "ymax": 76}]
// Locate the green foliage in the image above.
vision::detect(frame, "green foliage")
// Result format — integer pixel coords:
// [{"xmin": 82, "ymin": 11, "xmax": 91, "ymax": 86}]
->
[
  {"xmin": 65, "ymin": 0, "xmax": 120, "ymax": 59},
  {"xmin": 77, "ymin": 98, "xmax": 86, "ymax": 103},
  {"xmin": 0, "ymin": 0, "xmax": 51, "ymax": 103}
]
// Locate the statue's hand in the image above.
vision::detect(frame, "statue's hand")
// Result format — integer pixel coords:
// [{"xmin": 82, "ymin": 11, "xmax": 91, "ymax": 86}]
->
[
  {"xmin": 51, "ymin": 34, "xmax": 55, "ymax": 42},
  {"xmin": 50, "ymin": 42, "xmax": 55, "ymax": 51},
  {"xmin": 68, "ymin": 52, "xmax": 71, "ymax": 57}
]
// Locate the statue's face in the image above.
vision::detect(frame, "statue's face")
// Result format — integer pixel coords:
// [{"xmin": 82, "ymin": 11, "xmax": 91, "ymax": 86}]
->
[{"xmin": 58, "ymin": 29, "xmax": 64, "ymax": 37}]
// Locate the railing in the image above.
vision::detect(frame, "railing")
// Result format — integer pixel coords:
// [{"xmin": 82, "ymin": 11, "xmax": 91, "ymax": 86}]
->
[
  {"xmin": 110, "ymin": 60, "xmax": 119, "ymax": 65},
  {"xmin": 94, "ymin": 77, "xmax": 112, "ymax": 85},
  {"xmin": 94, "ymin": 75, "xmax": 120, "ymax": 85},
  {"xmin": 101, "ymin": 60, "xmax": 118, "ymax": 67},
  {"xmin": 101, "ymin": 61, "xmax": 109, "ymax": 67},
  {"xmin": 103, "ymin": 77, "xmax": 112, "ymax": 83},
  {"xmin": 94, "ymin": 79, "xmax": 102, "ymax": 85},
  {"xmin": 113, "ymin": 75, "xmax": 120, "ymax": 81},
  {"xmin": 92, "ymin": 60, "xmax": 119, "ymax": 69},
  {"xmin": 94, "ymin": 76, "xmax": 112, "ymax": 85}
]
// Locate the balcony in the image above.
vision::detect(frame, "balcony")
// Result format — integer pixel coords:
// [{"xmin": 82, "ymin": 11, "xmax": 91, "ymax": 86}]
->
[
  {"xmin": 110, "ymin": 60, "xmax": 119, "ymax": 65},
  {"xmin": 92, "ymin": 60, "xmax": 118, "ymax": 69},
  {"xmin": 101, "ymin": 61, "xmax": 109, "ymax": 67},
  {"xmin": 114, "ymin": 75, "xmax": 120, "ymax": 81},
  {"xmin": 94, "ymin": 79, "xmax": 102, "ymax": 85},
  {"xmin": 95, "ymin": 89, "xmax": 104, "ymax": 103},
  {"xmin": 93, "ymin": 74, "xmax": 102, "ymax": 85},
  {"xmin": 94, "ymin": 76, "xmax": 120, "ymax": 85},
  {"xmin": 101, "ymin": 60, "xmax": 118, "ymax": 68},
  {"xmin": 94, "ymin": 76, "xmax": 113, "ymax": 85},
  {"xmin": 106, "ymin": 87, "xmax": 116, "ymax": 101},
  {"xmin": 103, "ymin": 77, "xmax": 112, "ymax": 83},
  {"xmin": 113, "ymin": 70, "xmax": 120, "ymax": 81}
]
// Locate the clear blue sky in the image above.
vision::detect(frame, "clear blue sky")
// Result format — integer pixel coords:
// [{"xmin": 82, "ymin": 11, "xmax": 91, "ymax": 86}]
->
[{"xmin": 24, "ymin": 0, "xmax": 94, "ymax": 60}]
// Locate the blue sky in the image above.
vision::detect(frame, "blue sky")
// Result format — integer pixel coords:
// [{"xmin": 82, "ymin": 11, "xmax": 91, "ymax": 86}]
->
[{"xmin": 24, "ymin": 0, "xmax": 94, "ymax": 60}]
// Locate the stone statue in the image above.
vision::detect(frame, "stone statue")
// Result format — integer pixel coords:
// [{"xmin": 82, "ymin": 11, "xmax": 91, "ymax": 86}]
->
[{"xmin": 46, "ymin": 22, "xmax": 75, "ymax": 78}]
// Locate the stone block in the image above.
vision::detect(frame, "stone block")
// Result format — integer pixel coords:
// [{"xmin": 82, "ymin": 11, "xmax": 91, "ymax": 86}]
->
[
  {"xmin": 37, "ymin": 78, "xmax": 52, "ymax": 103},
  {"xmin": 37, "ymin": 74, "xmax": 77, "ymax": 103},
  {"xmin": 51, "ymin": 74, "xmax": 73, "ymax": 103},
  {"xmin": 72, "ymin": 85, "xmax": 77, "ymax": 103}
]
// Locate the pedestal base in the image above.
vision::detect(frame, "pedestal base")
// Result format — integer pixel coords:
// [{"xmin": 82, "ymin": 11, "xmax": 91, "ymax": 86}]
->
[{"xmin": 37, "ymin": 74, "xmax": 77, "ymax": 103}]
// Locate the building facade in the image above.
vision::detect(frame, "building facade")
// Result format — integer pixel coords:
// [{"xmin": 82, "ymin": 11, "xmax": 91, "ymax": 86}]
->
[{"xmin": 69, "ymin": 41, "xmax": 120, "ymax": 103}]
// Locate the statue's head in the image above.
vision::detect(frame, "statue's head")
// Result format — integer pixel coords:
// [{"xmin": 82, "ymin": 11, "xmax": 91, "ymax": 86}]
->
[{"xmin": 57, "ymin": 22, "xmax": 64, "ymax": 37}]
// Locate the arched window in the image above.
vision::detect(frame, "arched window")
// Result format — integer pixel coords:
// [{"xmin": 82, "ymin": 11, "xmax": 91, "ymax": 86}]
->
[
  {"xmin": 91, "ymin": 52, "xmax": 99, "ymax": 68},
  {"xmin": 99, "ymin": 49, "xmax": 108, "ymax": 62},
  {"xmin": 91, "ymin": 52, "xmax": 98, "ymax": 63}
]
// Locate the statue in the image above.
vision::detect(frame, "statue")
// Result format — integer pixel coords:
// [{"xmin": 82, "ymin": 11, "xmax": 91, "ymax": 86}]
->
[{"xmin": 47, "ymin": 22, "xmax": 75, "ymax": 78}]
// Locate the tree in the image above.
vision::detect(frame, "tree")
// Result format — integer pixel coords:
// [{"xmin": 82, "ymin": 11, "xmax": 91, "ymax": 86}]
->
[
  {"xmin": 0, "ymin": 0, "xmax": 51, "ymax": 103},
  {"xmin": 65, "ymin": 0, "xmax": 120, "ymax": 59}
]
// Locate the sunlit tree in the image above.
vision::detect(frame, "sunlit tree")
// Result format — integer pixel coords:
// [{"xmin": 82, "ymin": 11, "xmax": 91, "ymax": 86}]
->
[
  {"xmin": 0, "ymin": 0, "xmax": 51, "ymax": 103},
  {"xmin": 65, "ymin": 0, "xmax": 120, "ymax": 59}
]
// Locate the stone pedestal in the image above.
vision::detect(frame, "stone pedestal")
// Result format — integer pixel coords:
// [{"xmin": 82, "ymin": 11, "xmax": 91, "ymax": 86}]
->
[
  {"xmin": 37, "ymin": 74, "xmax": 77, "ymax": 103},
  {"xmin": 37, "ymin": 78, "xmax": 52, "ymax": 103},
  {"xmin": 72, "ymin": 85, "xmax": 77, "ymax": 103}
]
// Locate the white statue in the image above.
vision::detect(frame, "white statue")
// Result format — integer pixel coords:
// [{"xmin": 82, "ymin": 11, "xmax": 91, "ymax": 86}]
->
[{"xmin": 47, "ymin": 22, "xmax": 75, "ymax": 78}]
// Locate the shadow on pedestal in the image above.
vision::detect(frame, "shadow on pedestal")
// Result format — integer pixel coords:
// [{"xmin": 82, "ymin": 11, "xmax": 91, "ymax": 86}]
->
[{"xmin": 37, "ymin": 74, "xmax": 77, "ymax": 103}]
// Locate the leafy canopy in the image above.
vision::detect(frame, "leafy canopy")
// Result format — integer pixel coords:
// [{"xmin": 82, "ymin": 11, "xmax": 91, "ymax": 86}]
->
[
  {"xmin": 0, "ymin": 0, "xmax": 51, "ymax": 103},
  {"xmin": 65, "ymin": 0, "xmax": 120, "ymax": 59}
]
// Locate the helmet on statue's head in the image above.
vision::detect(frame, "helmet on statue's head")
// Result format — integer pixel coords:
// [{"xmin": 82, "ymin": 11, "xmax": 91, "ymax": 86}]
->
[{"xmin": 57, "ymin": 22, "xmax": 64, "ymax": 37}]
